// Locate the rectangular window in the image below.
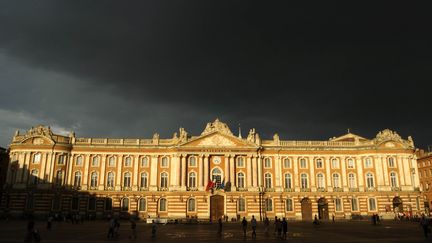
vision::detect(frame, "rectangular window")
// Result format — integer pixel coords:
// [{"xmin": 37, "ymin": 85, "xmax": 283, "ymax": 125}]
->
[
  {"xmin": 286, "ymin": 199, "xmax": 293, "ymax": 211},
  {"xmin": 283, "ymin": 158, "xmax": 291, "ymax": 168},
  {"xmin": 335, "ymin": 198, "xmax": 342, "ymax": 211},
  {"xmin": 347, "ymin": 159, "xmax": 354, "ymax": 169},
  {"xmin": 368, "ymin": 198, "xmax": 377, "ymax": 211},
  {"xmin": 331, "ymin": 159, "xmax": 339, "ymax": 169},
  {"xmin": 300, "ymin": 158, "xmax": 307, "ymax": 168},
  {"xmin": 58, "ymin": 155, "xmax": 65, "ymax": 165},
  {"xmin": 316, "ymin": 159, "xmax": 323, "ymax": 168},
  {"xmin": 351, "ymin": 198, "xmax": 358, "ymax": 211},
  {"xmin": 71, "ymin": 197, "xmax": 79, "ymax": 210}
]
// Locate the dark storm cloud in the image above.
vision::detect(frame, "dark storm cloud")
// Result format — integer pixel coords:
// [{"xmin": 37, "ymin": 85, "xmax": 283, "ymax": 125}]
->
[{"xmin": 0, "ymin": 2, "xmax": 431, "ymax": 148}]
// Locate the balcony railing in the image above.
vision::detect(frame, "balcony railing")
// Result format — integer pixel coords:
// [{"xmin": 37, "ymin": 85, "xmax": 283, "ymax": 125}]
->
[
  {"xmin": 105, "ymin": 186, "xmax": 114, "ymax": 191},
  {"xmin": 391, "ymin": 187, "xmax": 401, "ymax": 191},
  {"xmin": 187, "ymin": 187, "xmax": 198, "ymax": 191},
  {"xmin": 333, "ymin": 187, "xmax": 343, "ymax": 192},
  {"xmin": 317, "ymin": 187, "xmax": 326, "ymax": 192},
  {"xmin": 89, "ymin": 186, "xmax": 98, "ymax": 190},
  {"xmin": 139, "ymin": 187, "xmax": 149, "ymax": 191},
  {"xmin": 122, "ymin": 186, "xmax": 132, "ymax": 191},
  {"xmin": 414, "ymin": 187, "xmax": 420, "ymax": 191},
  {"xmin": 365, "ymin": 187, "xmax": 376, "ymax": 192},
  {"xmin": 284, "ymin": 188, "xmax": 294, "ymax": 192},
  {"xmin": 300, "ymin": 188, "xmax": 311, "ymax": 192},
  {"xmin": 158, "ymin": 187, "xmax": 169, "ymax": 191},
  {"xmin": 349, "ymin": 188, "xmax": 359, "ymax": 192},
  {"xmin": 237, "ymin": 187, "xmax": 248, "ymax": 192},
  {"xmin": 264, "ymin": 188, "xmax": 275, "ymax": 192}
]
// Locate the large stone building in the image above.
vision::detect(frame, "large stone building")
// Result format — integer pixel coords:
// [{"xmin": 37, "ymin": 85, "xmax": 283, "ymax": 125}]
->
[
  {"xmin": 417, "ymin": 149, "xmax": 432, "ymax": 214},
  {"xmin": 0, "ymin": 119, "xmax": 424, "ymax": 220}
]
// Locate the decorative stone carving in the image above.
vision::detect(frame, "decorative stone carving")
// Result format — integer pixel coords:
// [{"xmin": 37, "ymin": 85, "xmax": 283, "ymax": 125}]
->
[
  {"xmin": 201, "ymin": 118, "xmax": 233, "ymax": 136},
  {"xmin": 25, "ymin": 125, "xmax": 53, "ymax": 138},
  {"xmin": 179, "ymin": 127, "xmax": 188, "ymax": 143},
  {"xmin": 273, "ymin": 133, "xmax": 280, "ymax": 145},
  {"xmin": 198, "ymin": 134, "xmax": 236, "ymax": 147},
  {"xmin": 152, "ymin": 133, "xmax": 159, "ymax": 145},
  {"xmin": 374, "ymin": 129, "xmax": 414, "ymax": 148}
]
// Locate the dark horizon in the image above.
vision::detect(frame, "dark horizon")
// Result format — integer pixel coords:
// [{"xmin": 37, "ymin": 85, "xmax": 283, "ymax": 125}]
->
[{"xmin": 0, "ymin": 2, "xmax": 431, "ymax": 149}]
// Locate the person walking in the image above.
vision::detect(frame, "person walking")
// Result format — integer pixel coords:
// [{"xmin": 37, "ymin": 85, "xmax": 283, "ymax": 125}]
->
[
  {"xmin": 47, "ymin": 215, "xmax": 53, "ymax": 230},
  {"xmin": 276, "ymin": 218, "xmax": 282, "ymax": 239},
  {"xmin": 218, "ymin": 218, "xmax": 223, "ymax": 236},
  {"xmin": 107, "ymin": 218, "xmax": 115, "ymax": 239},
  {"xmin": 264, "ymin": 217, "xmax": 270, "ymax": 237},
  {"xmin": 282, "ymin": 217, "xmax": 288, "ymax": 240},
  {"xmin": 274, "ymin": 216, "xmax": 278, "ymax": 236},
  {"xmin": 130, "ymin": 219, "xmax": 137, "ymax": 239},
  {"xmin": 251, "ymin": 215, "xmax": 257, "ymax": 239},
  {"xmin": 241, "ymin": 217, "xmax": 248, "ymax": 238},
  {"xmin": 313, "ymin": 214, "xmax": 320, "ymax": 226},
  {"xmin": 420, "ymin": 215, "xmax": 430, "ymax": 239},
  {"xmin": 151, "ymin": 220, "xmax": 157, "ymax": 239},
  {"xmin": 332, "ymin": 214, "xmax": 335, "ymax": 223}
]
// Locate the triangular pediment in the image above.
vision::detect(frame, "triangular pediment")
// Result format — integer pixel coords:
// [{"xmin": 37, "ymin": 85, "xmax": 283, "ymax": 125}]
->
[
  {"xmin": 330, "ymin": 133, "xmax": 369, "ymax": 142},
  {"xmin": 179, "ymin": 131, "xmax": 258, "ymax": 148}
]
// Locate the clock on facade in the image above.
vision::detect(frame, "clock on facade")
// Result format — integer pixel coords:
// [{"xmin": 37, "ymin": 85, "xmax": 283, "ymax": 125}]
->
[{"xmin": 213, "ymin": 156, "xmax": 221, "ymax": 164}]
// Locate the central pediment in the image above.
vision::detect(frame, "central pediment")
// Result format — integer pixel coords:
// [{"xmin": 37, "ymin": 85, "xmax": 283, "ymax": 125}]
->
[{"xmin": 179, "ymin": 131, "xmax": 258, "ymax": 149}]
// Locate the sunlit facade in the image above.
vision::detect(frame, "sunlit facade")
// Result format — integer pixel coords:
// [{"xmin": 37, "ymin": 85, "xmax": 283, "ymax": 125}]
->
[{"xmin": 0, "ymin": 119, "xmax": 424, "ymax": 220}]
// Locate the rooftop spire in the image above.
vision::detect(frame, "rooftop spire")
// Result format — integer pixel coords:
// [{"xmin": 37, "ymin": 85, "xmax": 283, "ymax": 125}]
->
[{"xmin": 238, "ymin": 123, "xmax": 242, "ymax": 139}]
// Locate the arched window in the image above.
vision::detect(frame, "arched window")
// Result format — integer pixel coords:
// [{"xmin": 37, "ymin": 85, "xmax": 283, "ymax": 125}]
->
[
  {"xmin": 348, "ymin": 173, "xmax": 356, "ymax": 188},
  {"xmin": 160, "ymin": 172, "xmax": 168, "ymax": 188},
  {"xmin": 76, "ymin": 155, "xmax": 83, "ymax": 166},
  {"xmin": 108, "ymin": 156, "xmax": 116, "ymax": 167},
  {"xmin": 284, "ymin": 174, "xmax": 292, "ymax": 189},
  {"xmin": 212, "ymin": 168, "xmax": 222, "ymax": 186},
  {"xmin": 368, "ymin": 198, "xmax": 377, "ymax": 211},
  {"xmin": 74, "ymin": 171, "xmax": 81, "ymax": 187},
  {"xmin": 88, "ymin": 197, "xmax": 96, "ymax": 211},
  {"xmin": 237, "ymin": 157, "xmax": 245, "ymax": 167},
  {"xmin": 347, "ymin": 158, "xmax": 355, "ymax": 168},
  {"xmin": 388, "ymin": 157, "xmax": 395, "ymax": 168},
  {"xmin": 335, "ymin": 198, "xmax": 342, "ymax": 211},
  {"xmin": 316, "ymin": 158, "xmax": 323, "ymax": 168},
  {"xmin": 283, "ymin": 158, "xmax": 291, "ymax": 168},
  {"xmin": 264, "ymin": 157, "xmax": 271, "ymax": 168},
  {"xmin": 300, "ymin": 158, "xmax": 307, "ymax": 168},
  {"xmin": 90, "ymin": 172, "xmax": 98, "ymax": 187},
  {"xmin": 58, "ymin": 155, "xmax": 65, "ymax": 165},
  {"xmin": 265, "ymin": 173, "xmax": 272, "ymax": 188},
  {"xmin": 124, "ymin": 156, "xmax": 132, "ymax": 167},
  {"xmin": 55, "ymin": 170, "xmax": 63, "ymax": 186},
  {"xmin": 265, "ymin": 198, "xmax": 273, "ymax": 211},
  {"xmin": 286, "ymin": 198, "xmax": 293, "ymax": 211},
  {"xmin": 351, "ymin": 197, "xmax": 359, "ymax": 211},
  {"xmin": 332, "ymin": 174, "xmax": 340, "ymax": 188},
  {"xmin": 331, "ymin": 158, "xmax": 339, "ymax": 169},
  {"xmin": 140, "ymin": 172, "xmax": 148, "ymax": 188},
  {"xmin": 139, "ymin": 198, "xmax": 146, "ymax": 212},
  {"xmin": 121, "ymin": 198, "xmax": 129, "ymax": 211},
  {"xmin": 237, "ymin": 172, "xmax": 245, "ymax": 188},
  {"xmin": 159, "ymin": 198, "xmax": 167, "ymax": 211},
  {"xmin": 187, "ymin": 198, "xmax": 196, "ymax": 211},
  {"xmin": 189, "ymin": 156, "xmax": 197, "ymax": 167},
  {"xmin": 123, "ymin": 172, "xmax": 131, "ymax": 187},
  {"xmin": 364, "ymin": 158, "xmax": 372, "ymax": 168},
  {"xmin": 300, "ymin": 174, "xmax": 308, "ymax": 189},
  {"xmin": 366, "ymin": 173, "xmax": 374, "ymax": 188},
  {"xmin": 317, "ymin": 173, "xmax": 325, "ymax": 188},
  {"xmin": 141, "ymin": 156, "xmax": 149, "ymax": 167},
  {"xmin": 238, "ymin": 198, "xmax": 246, "ymax": 212},
  {"xmin": 92, "ymin": 156, "xmax": 99, "ymax": 166},
  {"xmin": 105, "ymin": 198, "xmax": 113, "ymax": 211},
  {"xmin": 30, "ymin": 169, "xmax": 39, "ymax": 184},
  {"xmin": 107, "ymin": 172, "xmax": 115, "ymax": 187},
  {"xmin": 390, "ymin": 172, "xmax": 398, "ymax": 187},
  {"xmin": 188, "ymin": 172, "xmax": 196, "ymax": 188},
  {"xmin": 33, "ymin": 153, "xmax": 41, "ymax": 164},
  {"xmin": 52, "ymin": 195, "xmax": 61, "ymax": 211},
  {"xmin": 161, "ymin": 157, "xmax": 168, "ymax": 167}
]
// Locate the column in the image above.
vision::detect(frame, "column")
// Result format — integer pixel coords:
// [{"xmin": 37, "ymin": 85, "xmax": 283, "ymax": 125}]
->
[
  {"xmin": 274, "ymin": 156, "xmax": 281, "ymax": 189},
  {"xmin": 198, "ymin": 155, "xmax": 203, "ymax": 187},
  {"xmin": 398, "ymin": 156, "xmax": 406, "ymax": 186},
  {"xmin": 356, "ymin": 156, "xmax": 364, "ymax": 188},
  {"xmin": 229, "ymin": 155, "xmax": 235, "ymax": 186},
  {"xmin": 48, "ymin": 152, "xmax": 56, "ymax": 183},
  {"xmin": 132, "ymin": 155, "xmax": 139, "ymax": 190},
  {"xmin": 252, "ymin": 156, "xmax": 257, "ymax": 187},
  {"xmin": 99, "ymin": 154, "xmax": 107, "ymax": 190},
  {"xmin": 309, "ymin": 156, "xmax": 315, "ymax": 190},
  {"xmin": 180, "ymin": 155, "xmax": 186, "ymax": 188},
  {"xmin": 170, "ymin": 154, "xmax": 180, "ymax": 188},
  {"xmin": 40, "ymin": 153, "xmax": 48, "ymax": 183},
  {"xmin": 341, "ymin": 156, "xmax": 347, "ymax": 188},
  {"xmin": 224, "ymin": 154, "xmax": 230, "ymax": 182},
  {"xmin": 115, "ymin": 155, "xmax": 124, "ymax": 190},
  {"xmin": 83, "ymin": 154, "xmax": 90, "ymax": 187},
  {"xmin": 20, "ymin": 152, "xmax": 29, "ymax": 182},
  {"xmin": 22, "ymin": 152, "xmax": 31, "ymax": 183},
  {"xmin": 16, "ymin": 152, "xmax": 26, "ymax": 183},
  {"xmin": 324, "ymin": 156, "xmax": 331, "ymax": 190},
  {"xmin": 247, "ymin": 156, "xmax": 252, "ymax": 187},
  {"xmin": 204, "ymin": 155, "xmax": 209, "ymax": 185},
  {"xmin": 375, "ymin": 156, "xmax": 384, "ymax": 186},
  {"xmin": 67, "ymin": 154, "xmax": 74, "ymax": 186},
  {"xmin": 382, "ymin": 156, "xmax": 389, "ymax": 186},
  {"xmin": 257, "ymin": 155, "xmax": 263, "ymax": 187},
  {"xmin": 149, "ymin": 155, "xmax": 158, "ymax": 190}
]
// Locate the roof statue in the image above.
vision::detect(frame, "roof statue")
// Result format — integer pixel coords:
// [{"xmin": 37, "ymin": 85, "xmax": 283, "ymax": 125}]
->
[
  {"xmin": 24, "ymin": 125, "xmax": 53, "ymax": 138},
  {"xmin": 201, "ymin": 118, "xmax": 233, "ymax": 136},
  {"xmin": 373, "ymin": 129, "xmax": 414, "ymax": 149}
]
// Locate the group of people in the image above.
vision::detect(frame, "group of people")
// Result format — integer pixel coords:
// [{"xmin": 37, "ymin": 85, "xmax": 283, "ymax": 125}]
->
[
  {"xmin": 240, "ymin": 215, "xmax": 258, "ymax": 238},
  {"xmin": 371, "ymin": 214, "xmax": 381, "ymax": 225}
]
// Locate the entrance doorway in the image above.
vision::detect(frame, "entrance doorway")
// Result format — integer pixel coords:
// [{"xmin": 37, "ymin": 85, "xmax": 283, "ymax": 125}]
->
[
  {"xmin": 393, "ymin": 197, "xmax": 403, "ymax": 213},
  {"xmin": 301, "ymin": 198, "xmax": 312, "ymax": 220},
  {"xmin": 317, "ymin": 198, "xmax": 329, "ymax": 220},
  {"xmin": 210, "ymin": 195, "xmax": 224, "ymax": 222}
]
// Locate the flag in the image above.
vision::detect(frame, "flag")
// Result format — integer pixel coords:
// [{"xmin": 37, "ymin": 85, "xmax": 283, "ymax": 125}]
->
[
  {"xmin": 219, "ymin": 179, "xmax": 225, "ymax": 190},
  {"xmin": 205, "ymin": 180, "xmax": 215, "ymax": 191}
]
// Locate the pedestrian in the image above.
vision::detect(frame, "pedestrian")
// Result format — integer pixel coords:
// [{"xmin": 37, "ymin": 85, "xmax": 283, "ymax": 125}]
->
[
  {"xmin": 33, "ymin": 229, "xmax": 41, "ymax": 243},
  {"xmin": 218, "ymin": 218, "xmax": 223, "ymax": 236},
  {"xmin": 130, "ymin": 219, "xmax": 137, "ymax": 239},
  {"xmin": 276, "ymin": 218, "xmax": 282, "ymax": 239},
  {"xmin": 25, "ymin": 218, "xmax": 35, "ymax": 243},
  {"xmin": 420, "ymin": 215, "xmax": 430, "ymax": 239},
  {"xmin": 372, "ymin": 214, "xmax": 377, "ymax": 225},
  {"xmin": 107, "ymin": 218, "xmax": 115, "ymax": 239},
  {"xmin": 251, "ymin": 215, "xmax": 257, "ymax": 239},
  {"xmin": 114, "ymin": 218, "xmax": 120, "ymax": 238},
  {"xmin": 241, "ymin": 217, "xmax": 248, "ymax": 238},
  {"xmin": 274, "ymin": 216, "xmax": 278, "ymax": 236},
  {"xmin": 282, "ymin": 217, "xmax": 288, "ymax": 240},
  {"xmin": 264, "ymin": 217, "xmax": 270, "ymax": 236},
  {"xmin": 332, "ymin": 214, "xmax": 335, "ymax": 223},
  {"xmin": 151, "ymin": 220, "xmax": 157, "ymax": 239},
  {"xmin": 47, "ymin": 215, "xmax": 53, "ymax": 230},
  {"xmin": 313, "ymin": 214, "xmax": 320, "ymax": 226}
]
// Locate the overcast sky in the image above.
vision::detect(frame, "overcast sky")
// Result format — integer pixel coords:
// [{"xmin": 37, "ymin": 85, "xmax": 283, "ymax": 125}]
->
[{"xmin": 0, "ymin": 2, "xmax": 431, "ymax": 149}]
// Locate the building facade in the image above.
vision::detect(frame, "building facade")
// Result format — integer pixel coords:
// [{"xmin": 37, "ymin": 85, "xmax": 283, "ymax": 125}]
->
[
  {"xmin": 0, "ymin": 119, "xmax": 424, "ymax": 220},
  {"xmin": 417, "ymin": 150, "xmax": 432, "ymax": 214}
]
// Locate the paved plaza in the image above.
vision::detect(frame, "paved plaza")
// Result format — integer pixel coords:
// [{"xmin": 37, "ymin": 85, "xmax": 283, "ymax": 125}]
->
[{"xmin": 0, "ymin": 219, "xmax": 430, "ymax": 243}]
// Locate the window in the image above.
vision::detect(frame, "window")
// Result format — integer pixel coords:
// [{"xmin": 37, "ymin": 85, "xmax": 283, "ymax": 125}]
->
[
  {"xmin": 300, "ymin": 174, "xmax": 308, "ymax": 188},
  {"xmin": 123, "ymin": 172, "xmax": 131, "ymax": 187},
  {"xmin": 212, "ymin": 168, "xmax": 222, "ymax": 186},
  {"xmin": 286, "ymin": 198, "xmax": 293, "ymax": 211},
  {"xmin": 368, "ymin": 198, "xmax": 377, "ymax": 211},
  {"xmin": 265, "ymin": 198, "xmax": 273, "ymax": 211},
  {"xmin": 108, "ymin": 156, "xmax": 116, "ymax": 167},
  {"xmin": 140, "ymin": 172, "xmax": 148, "ymax": 188},
  {"xmin": 264, "ymin": 157, "xmax": 271, "ymax": 168},
  {"xmin": 388, "ymin": 157, "xmax": 395, "ymax": 168},
  {"xmin": 88, "ymin": 197, "xmax": 96, "ymax": 211},
  {"xmin": 351, "ymin": 198, "xmax": 358, "ymax": 211},
  {"xmin": 366, "ymin": 173, "xmax": 374, "ymax": 188},
  {"xmin": 33, "ymin": 153, "xmax": 41, "ymax": 164},
  {"xmin": 347, "ymin": 158, "xmax": 354, "ymax": 169},
  {"xmin": 26, "ymin": 194, "xmax": 34, "ymax": 210},
  {"xmin": 159, "ymin": 198, "xmax": 167, "ymax": 211},
  {"xmin": 390, "ymin": 172, "xmax": 397, "ymax": 187},
  {"xmin": 265, "ymin": 173, "xmax": 272, "ymax": 188},
  {"xmin": 74, "ymin": 171, "xmax": 81, "ymax": 187},
  {"xmin": 92, "ymin": 156, "xmax": 99, "ymax": 166},
  {"xmin": 300, "ymin": 158, "xmax": 307, "ymax": 168},
  {"xmin": 283, "ymin": 158, "xmax": 291, "ymax": 168},
  {"xmin": 316, "ymin": 158, "xmax": 323, "ymax": 169},
  {"xmin": 30, "ymin": 169, "xmax": 39, "ymax": 184},
  {"xmin": 141, "ymin": 156, "xmax": 149, "ymax": 167},
  {"xmin": 160, "ymin": 172, "xmax": 168, "ymax": 188},
  {"xmin": 331, "ymin": 158, "xmax": 339, "ymax": 169},
  {"xmin": 161, "ymin": 157, "xmax": 168, "ymax": 167},
  {"xmin": 90, "ymin": 172, "xmax": 98, "ymax": 187},
  {"xmin": 189, "ymin": 156, "xmax": 197, "ymax": 167},
  {"xmin": 238, "ymin": 198, "xmax": 246, "ymax": 212},
  {"xmin": 105, "ymin": 198, "xmax": 112, "ymax": 211},
  {"xmin": 333, "ymin": 174, "xmax": 340, "ymax": 188},
  {"xmin": 76, "ymin": 155, "xmax": 83, "ymax": 166},
  {"xmin": 55, "ymin": 170, "xmax": 63, "ymax": 186},
  {"xmin": 121, "ymin": 198, "xmax": 129, "ymax": 211},
  {"xmin": 124, "ymin": 156, "xmax": 132, "ymax": 167},
  {"xmin": 284, "ymin": 174, "xmax": 292, "ymax": 189},
  {"xmin": 188, "ymin": 172, "xmax": 196, "ymax": 188},
  {"xmin": 364, "ymin": 158, "xmax": 372, "ymax": 168},
  {"xmin": 139, "ymin": 198, "xmax": 146, "ymax": 212},
  {"xmin": 72, "ymin": 197, "xmax": 79, "ymax": 210},
  {"xmin": 335, "ymin": 198, "xmax": 342, "ymax": 211},
  {"xmin": 187, "ymin": 198, "xmax": 196, "ymax": 211},
  {"xmin": 348, "ymin": 173, "xmax": 356, "ymax": 188},
  {"xmin": 107, "ymin": 172, "xmax": 115, "ymax": 187},
  {"xmin": 237, "ymin": 157, "xmax": 245, "ymax": 167},
  {"xmin": 237, "ymin": 172, "xmax": 245, "ymax": 188},
  {"xmin": 317, "ymin": 173, "xmax": 325, "ymax": 188},
  {"xmin": 58, "ymin": 155, "xmax": 65, "ymax": 165}
]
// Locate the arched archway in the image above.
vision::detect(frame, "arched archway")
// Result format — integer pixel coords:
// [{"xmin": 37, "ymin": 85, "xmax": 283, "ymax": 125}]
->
[
  {"xmin": 393, "ymin": 197, "xmax": 403, "ymax": 213},
  {"xmin": 210, "ymin": 195, "xmax": 224, "ymax": 222},
  {"xmin": 301, "ymin": 198, "xmax": 312, "ymax": 220},
  {"xmin": 317, "ymin": 198, "xmax": 329, "ymax": 220}
]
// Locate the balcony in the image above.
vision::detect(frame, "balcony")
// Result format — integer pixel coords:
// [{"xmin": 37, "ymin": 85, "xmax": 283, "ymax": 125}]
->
[
  {"xmin": 89, "ymin": 186, "xmax": 98, "ymax": 190},
  {"xmin": 264, "ymin": 188, "xmax": 275, "ymax": 192},
  {"xmin": 139, "ymin": 187, "xmax": 149, "ymax": 191},
  {"xmin": 414, "ymin": 187, "xmax": 420, "ymax": 192},
  {"xmin": 284, "ymin": 188, "xmax": 294, "ymax": 192},
  {"xmin": 236, "ymin": 187, "xmax": 248, "ymax": 192},
  {"xmin": 187, "ymin": 187, "xmax": 198, "ymax": 191},
  {"xmin": 349, "ymin": 188, "xmax": 359, "ymax": 192},
  {"xmin": 333, "ymin": 187, "xmax": 343, "ymax": 192},
  {"xmin": 105, "ymin": 186, "xmax": 114, "ymax": 191},
  {"xmin": 300, "ymin": 188, "xmax": 311, "ymax": 192},
  {"xmin": 158, "ymin": 187, "xmax": 169, "ymax": 191},
  {"xmin": 365, "ymin": 187, "xmax": 376, "ymax": 192},
  {"xmin": 317, "ymin": 187, "xmax": 326, "ymax": 192},
  {"xmin": 122, "ymin": 186, "xmax": 132, "ymax": 191},
  {"xmin": 391, "ymin": 187, "xmax": 401, "ymax": 191}
]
